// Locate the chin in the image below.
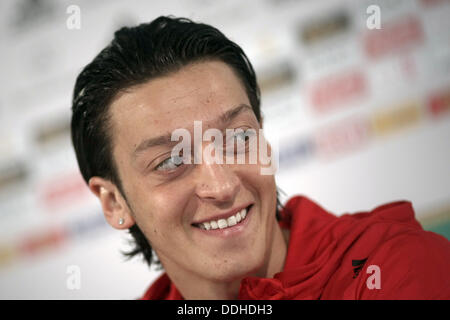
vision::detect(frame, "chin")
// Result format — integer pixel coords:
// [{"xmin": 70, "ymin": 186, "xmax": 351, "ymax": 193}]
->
[{"xmin": 206, "ymin": 252, "xmax": 265, "ymax": 282}]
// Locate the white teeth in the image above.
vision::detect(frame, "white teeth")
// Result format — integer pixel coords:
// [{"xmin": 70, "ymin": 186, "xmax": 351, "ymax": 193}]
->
[
  {"xmin": 210, "ymin": 221, "xmax": 218, "ymax": 229},
  {"xmin": 218, "ymin": 219, "xmax": 227, "ymax": 229},
  {"xmin": 240, "ymin": 208, "xmax": 247, "ymax": 219},
  {"xmin": 203, "ymin": 221, "xmax": 211, "ymax": 230},
  {"xmin": 196, "ymin": 207, "xmax": 250, "ymax": 231},
  {"xmin": 227, "ymin": 216, "xmax": 237, "ymax": 226}
]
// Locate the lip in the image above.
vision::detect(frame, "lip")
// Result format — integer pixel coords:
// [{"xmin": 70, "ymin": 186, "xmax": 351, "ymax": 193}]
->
[
  {"xmin": 191, "ymin": 203, "xmax": 253, "ymax": 225},
  {"xmin": 192, "ymin": 204, "xmax": 254, "ymax": 238}
]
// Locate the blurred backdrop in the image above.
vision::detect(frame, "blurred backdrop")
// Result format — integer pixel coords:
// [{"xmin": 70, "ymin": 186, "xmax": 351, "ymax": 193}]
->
[{"xmin": 0, "ymin": 0, "xmax": 449, "ymax": 299}]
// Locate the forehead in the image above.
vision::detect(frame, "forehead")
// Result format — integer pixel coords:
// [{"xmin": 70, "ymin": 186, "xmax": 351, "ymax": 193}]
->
[{"xmin": 108, "ymin": 60, "xmax": 251, "ymax": 148}]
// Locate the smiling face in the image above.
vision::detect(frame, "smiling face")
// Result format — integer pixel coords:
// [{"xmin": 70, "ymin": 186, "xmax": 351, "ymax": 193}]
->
[{"xmin": 94, "ymin": 60, "xmax": 280, "ymax": 284}]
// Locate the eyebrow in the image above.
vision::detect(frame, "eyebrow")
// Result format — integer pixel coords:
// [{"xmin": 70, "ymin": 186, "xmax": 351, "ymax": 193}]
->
[
  {"xmin": 132, "ymin": 103, "xmax": 253, "ymax": 158},
  {"xmin": 219, "ymin": 103, "xmax": 253, "ymax": 124}
]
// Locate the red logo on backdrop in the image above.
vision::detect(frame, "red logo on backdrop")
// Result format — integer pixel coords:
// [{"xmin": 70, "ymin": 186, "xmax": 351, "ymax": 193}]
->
[
  {"xmin": 314, "ymin": 117, "xmax": 370, "ymax": 159},
  {"xmin": 419, "ymin": 0, "xmax": 447, "ymax": 7},
  {"xmin": 18, "ymin": 228, "xmax": 66, "ymax": 256},
  {"xmin": 428, "ymin": 88, "xmax": 450, "ymax": 118},
  {"xmin": 309, "ymin": 70, "xmax": 366, "ymax": 112},
  {"xmin": 40, "ymin": 171, "xmax": 91, "ymax": 210},
  {"xmin": 364, "ymin": 16, "xmax": 423, "ymax": 60}
]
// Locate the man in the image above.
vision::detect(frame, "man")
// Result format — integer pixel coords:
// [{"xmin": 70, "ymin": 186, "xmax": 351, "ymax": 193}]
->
[{"xmin": 71, "ymin": 16, "xmax": 450, "ymax": 299}]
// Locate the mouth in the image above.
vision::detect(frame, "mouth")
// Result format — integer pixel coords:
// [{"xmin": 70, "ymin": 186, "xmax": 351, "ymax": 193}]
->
[{"xmin": 192, "ymin": 204, "xmax": 253, "ymax": 231}]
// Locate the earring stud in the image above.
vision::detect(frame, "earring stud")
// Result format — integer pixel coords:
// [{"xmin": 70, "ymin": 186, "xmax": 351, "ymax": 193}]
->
[{"xmin": 118, "ymin": 218, "xmax": 124, "ymax": 225}]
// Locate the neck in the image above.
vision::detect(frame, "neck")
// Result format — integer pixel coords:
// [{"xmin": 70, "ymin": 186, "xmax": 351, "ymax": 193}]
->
[{"xmin": 161, "ymin": 223, "xmax": 288, "ymax": 300}]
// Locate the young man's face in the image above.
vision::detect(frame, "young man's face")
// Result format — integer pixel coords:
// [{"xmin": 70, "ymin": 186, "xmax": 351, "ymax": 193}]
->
[{"xmin": 104, "ymin": 60, "xmax": 278, "ymax": 281}]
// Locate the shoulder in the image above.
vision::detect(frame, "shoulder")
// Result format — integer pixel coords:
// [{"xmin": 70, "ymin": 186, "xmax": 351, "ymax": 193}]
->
[
  {"xmin": 279, "ymin": 195, "xmax": 338, "ymax": 230},
  {"xmin": 280, "ymin": 195, "xmax": 418, "ymax": 239},
  {"xmin": 281, "ymin": 195, "xmax": 416, "ymax": 224},
  {"xmin": 283, "ymin": 196, "xmax": 450, "ymax": 299},
  {"xmin": 358, "ymin": 229, "xmax": 450, "ymax": 299}
]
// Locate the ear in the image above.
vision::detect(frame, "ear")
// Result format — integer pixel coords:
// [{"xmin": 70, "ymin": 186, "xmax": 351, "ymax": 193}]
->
[{"xmin": 88, "ymin": 176, "xmax": 135, "ymax": 230}]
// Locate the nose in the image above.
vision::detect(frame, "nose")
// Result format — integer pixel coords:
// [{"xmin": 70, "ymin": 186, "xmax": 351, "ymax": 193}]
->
[{"xmin": 194, "ymin": 161, "xmax": 241, "ymax": 203}]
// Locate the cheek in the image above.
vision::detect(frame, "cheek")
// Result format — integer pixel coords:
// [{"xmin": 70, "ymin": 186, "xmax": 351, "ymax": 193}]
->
[
  {"xmin": 133, "ymin": 183, "xmax": 192, "ymax": 243},
  {"xmin": 258, "ymin": 175, "xmax": 277, "ymax": 215},
  {"xmin": 241, "ymin": 163, "xmax": 276, "ymax": 193},
  {"xmin": 240, "ymin": 165, "xmax": 277, "ymax": 218}
]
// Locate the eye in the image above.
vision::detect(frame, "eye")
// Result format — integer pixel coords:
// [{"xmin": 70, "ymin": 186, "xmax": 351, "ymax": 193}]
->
[
  {"xmin": 155, "ymin": 155, "xmax": 184, "ymax": 172},
  {"xmin": 233, "ymin": 130, "xmax": 249, "ymax": 143},
  {"xmin": 234, "ymin": 128, "xmax": 256, "ymax": 142}
]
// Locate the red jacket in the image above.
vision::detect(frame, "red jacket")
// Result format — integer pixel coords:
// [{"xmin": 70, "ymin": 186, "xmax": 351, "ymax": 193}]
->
[{"xmin": 141, "ymin": 196, "xmax": 450, "ymax": 299}]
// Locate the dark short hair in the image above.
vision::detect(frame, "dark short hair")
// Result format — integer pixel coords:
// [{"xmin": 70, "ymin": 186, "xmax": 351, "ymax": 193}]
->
[{"xmin": 71, "ymin": 16, "xmax": 269, "ymax": 267}]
